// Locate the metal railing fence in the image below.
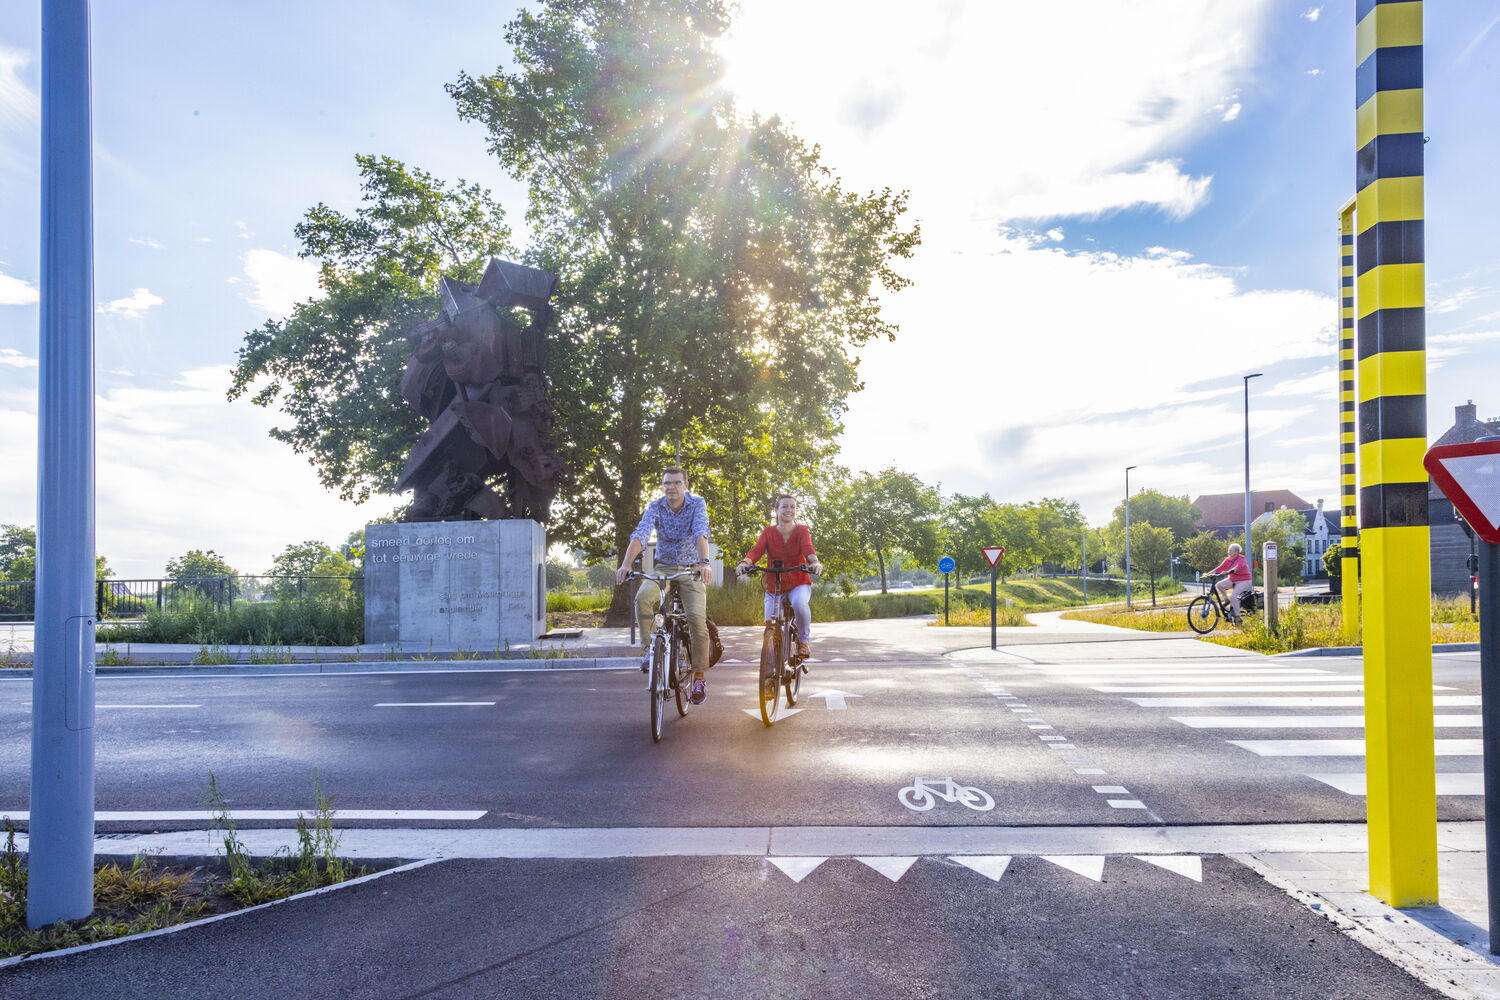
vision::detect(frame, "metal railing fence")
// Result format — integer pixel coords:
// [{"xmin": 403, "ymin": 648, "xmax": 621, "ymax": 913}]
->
[{"xmin": 0, "ymin": 575, "xmax": 364, "ymax": 622}]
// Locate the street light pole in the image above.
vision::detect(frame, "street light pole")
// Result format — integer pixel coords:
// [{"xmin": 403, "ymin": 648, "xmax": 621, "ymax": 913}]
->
[
  {"xmin": 1243, "ymin": 374, "xmax": 1263, "ymax": 586},
  {"xmin": 29, "ymin": 0, "xmax": 97, "ymax": 929},
  {"xmin": 1125, "ymin": 465, "xmax": 1137, "ymax": 609}
]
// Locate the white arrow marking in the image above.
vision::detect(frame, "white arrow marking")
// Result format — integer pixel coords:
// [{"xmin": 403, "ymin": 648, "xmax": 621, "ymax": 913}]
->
[
  {"xmin": 741, "ymin": 708, "xmax": 805, "ymax": 720},
  {"xmin": 768, "ymin": 857, "xmax": 826, "ymax": 882},
  {"xmin": 1042, "ymin": 855, "xmax": 1106, "ymax": 882},
  {"xmin": 857, "ymin": 856, "xmax": 918, "ymax": 881},
  {"xmin": 1136, "ymin": 855, "xmax": 1203, "ymax": 881},
  {"xmin": 950, "ymin": 855, "xmax": 1011, "ymax": 881},
  {"xmin": 809, "ymin": 690, "xmax": 863, "ymax": 710}
]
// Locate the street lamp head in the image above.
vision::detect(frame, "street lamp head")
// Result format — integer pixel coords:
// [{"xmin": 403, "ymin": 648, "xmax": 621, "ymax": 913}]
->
[
  {"xmin": 1244, "ymin": 373, "xmax": 1263, "ymax": 382},
  {"xmin": 1126, "ymin": 465, "xmax": 1137, "ymax": 472}
]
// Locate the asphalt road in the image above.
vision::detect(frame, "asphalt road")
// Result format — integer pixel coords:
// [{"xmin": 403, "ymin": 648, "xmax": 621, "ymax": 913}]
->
[
  {"xmin": 0, "ymin": 617, "xmax": 1481, "ymax": 829},
  {"xmin": 0, "ymin": 615, "xmax": 1472, "ymax": 998}
]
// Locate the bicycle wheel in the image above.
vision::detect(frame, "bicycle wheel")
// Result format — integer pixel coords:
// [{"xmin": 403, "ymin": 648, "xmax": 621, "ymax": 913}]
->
[
  {"xmin": 648, "ymin": 633, "xmax": 666, "ymax": 743},
  {"xmin": 784, "ymin": 622, "xmax": 802, "ymax": 707},
  {"xmin": 758, "ymin": 626, "xmax": 782, "ymax": 726},
  {"xmin": 671, "ymin": 629, "xmax": 689, "ymax": 718},
  {"xmin": 1186, "ymin": 595, "xmax": 1220, "ymax": 634},
  {"xmin": 956, "ymin": 785, "xmax": 996, "ymax": 811}
]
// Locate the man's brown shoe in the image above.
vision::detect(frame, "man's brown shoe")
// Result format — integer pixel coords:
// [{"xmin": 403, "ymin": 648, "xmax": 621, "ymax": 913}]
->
[{"xmin": 796, "ymin": 642, "xmax": 810, "ymax": 658}]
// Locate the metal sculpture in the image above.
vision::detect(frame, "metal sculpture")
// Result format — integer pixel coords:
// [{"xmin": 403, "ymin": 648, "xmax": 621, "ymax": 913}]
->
[{"xmin": 396, "ymin": 257, "xmax": 565, "ymax": 522}]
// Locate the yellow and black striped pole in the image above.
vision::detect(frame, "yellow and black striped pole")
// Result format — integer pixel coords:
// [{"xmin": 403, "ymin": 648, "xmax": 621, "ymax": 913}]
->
[
  {"xmin": 1339, "ymin": 199, "xmax": 1359, "ymax": 641},
  {"xmin": 1355, "ymin": 0, "xmax": 1436, "ymax": 906}
]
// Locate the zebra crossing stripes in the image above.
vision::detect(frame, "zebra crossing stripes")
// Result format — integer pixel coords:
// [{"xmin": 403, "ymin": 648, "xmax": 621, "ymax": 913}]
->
[
  {"xmin": 1172, "ymin": 714, "xmax": 1481, "ymax": 729},
  {"xmin": 1130, "ymin": 695, "xmax": 1480, "ymax": 708},
  {"xmin": 1228, "ymin": 739, "xmax": 1481, "ymax": 757}
]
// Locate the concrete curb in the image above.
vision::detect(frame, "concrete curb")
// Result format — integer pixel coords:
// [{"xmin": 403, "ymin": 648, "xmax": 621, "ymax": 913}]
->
[
  {"xmin": 0, "ymin": 657, "xmax": 639, "ymax": 679},
  {"xmin": 1277, "ymin": 642, "xmax": 1480, "ymax": 658}
]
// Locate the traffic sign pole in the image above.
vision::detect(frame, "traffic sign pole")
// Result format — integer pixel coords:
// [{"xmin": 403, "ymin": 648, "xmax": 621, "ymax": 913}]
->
[
  {"xmin": 937, "ymin": 556, "xmax": 956, "ymax": 627},
  {"xmin": 944, "ymin": 572, "xmax": 950, "ymax": 626},
  {"xmin": 990, "ymin": 563, "xmax": 998, "ymax": 650},
  {"xmin": 1479, "ymin": 538, "xmax": 1500, "ymax": 952}
]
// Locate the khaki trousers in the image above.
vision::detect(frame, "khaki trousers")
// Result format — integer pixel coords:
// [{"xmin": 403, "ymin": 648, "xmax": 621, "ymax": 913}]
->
[{"xmin": 636, "ymin": 567, "xmax": 710, "ymax": 671}]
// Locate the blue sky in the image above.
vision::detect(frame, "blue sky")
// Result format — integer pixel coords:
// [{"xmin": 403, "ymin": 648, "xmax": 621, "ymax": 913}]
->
[{"xmin": 2, "ymin": 1, "xmax": 1499, "ymax": 577}]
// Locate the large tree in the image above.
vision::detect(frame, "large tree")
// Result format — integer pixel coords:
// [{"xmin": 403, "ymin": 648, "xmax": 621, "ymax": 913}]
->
[
  {"xmin": 447, "ymin": 0, "xmax": 918, "ymax": 579},
  {"xmin": 1128, "ymin": 523, "xmax": 1176, "ymax": 606},
  {"xmin": 230, "ymin": 1, "xmax": 918, "ymax": 627},
  {"xmin": 1108, "ymin": 490, "xmax": 1202, "ymax": 544}
]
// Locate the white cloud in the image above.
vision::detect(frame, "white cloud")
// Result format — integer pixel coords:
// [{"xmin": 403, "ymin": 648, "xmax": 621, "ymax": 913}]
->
[
  {"xmin": 1306, "ymin": 68, "xmax": 1323, "ymax": 76},
  {"xmin": 837, "ymin": 225, "xmax": 1336, "ymax": 521},
  {"xmin": 1221, "ymin": 102, "xmax": 1242, "ymax": 122},
  {"xmin": 1433, "ymin": 287, "xmax": 1483, "ymax": 314},
  {"xmin": 0, "ymin": 348, "xmax": 36, "ymax": 368},
  {"xmin": 239, "ymin": 249, "xmax": 322, "ymax": 319},
  {"xmin": 0, "ymin": 367, "xmax": 400, "ymax": 578},
  {"xmin": 0, "ymin": 270, "xmax": 38, "ymax": 305},
  {"xmin": 1002, "ymin": 160, "xmax": 1212, "ymax": 221},
  {"xmin": 719, "ymin": 0, "xmax": 1277, "ymax": 223},
  {"xmin": 1302, "ymin": 7, "xmax": 1322, "ymax": 22},
  {"xmin": 128, "ymin": 237, "xmax": 162, "ymax": 249},
  {"xmin": 101, "ymin": 287, "xmax": 164, "ymax": 318},
  {"xmin": 0, "ymin": 46, "xmax": 40, "ymax": 169}
]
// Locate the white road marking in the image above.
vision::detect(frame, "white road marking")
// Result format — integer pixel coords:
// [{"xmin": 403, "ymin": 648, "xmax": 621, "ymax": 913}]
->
[
  {"xmin": 950, "ymin": 855, "xmax": 1011, "ymax": 881},
  {"xmin": 808, "ymin": 690, "xmax": 863, "ymax": 710},
  {"xmin": 1033, "ymin": 666, "xmax": 1332, "ymax": 677},
  {"xmin": 0, "ymin": 810, "xmax": 488, "ymax": 821},
  {"xmin": 857, "ymin": 856, "xmax": 918, "ymax": 881},
  {"xmin": 1042, "ymin": 855, "xmax": 1105, "ymax": 882},
  {"xmin": 1091, "ymin": 785, "xmax": 1128, "ymax": 794},
  {"xmin": 1108, "ymin": 800, "xmax": 1147, "ymax": 809},
  {"xmin": 18, "ymin": 704, "xmax": 204, "ymax": 709},
  {"xmin": 375, "ymin": 702, "xmax": 496, "ymax": 707},
  {"xmin": 1074, "ymin": 768, "xmax": 1107, "ymax": 775},
  {"xmin": 1026, "ymin": 724, "xmax": 1054, "ymax": 730},
  {"xmin": 1172, "ymin": 714, "xmax": 1482, "ymax": 729},
  {"xmin": 1228, "ymin": 739, "xmax": 1482, "ymax": 757},
  {"xmin": 768, "ymin": 857, "xmax": 826, "ymax": 882},
  {"xmin": 1137, "ymin": 855, "xmax": 1203, "ymax": 881},
  {"xmin": 1131, "ymin": 695, "xmax": 1482, "ymax": 708},
  {"xmin": 1309, "ymin": 773, "xmax": 1483, "ymax": 796},
  {"xmin": 1094, "ymin": 685, "xmax": 1374, "ymax": 694},
  {"xmin": 1049, "ymin": 744, "xmax": 1077, "ymax": 750},
  {"xmin": 1061, "ymin": 670, "xmax": 1338, "ymax": 682},
  {"xmin": 1038, "ymin": 734, "xmax": 1065, "ymax": 741},
  {"xmin": 741, "ymin": 708, "xmax": 805, "ymax": 720}
]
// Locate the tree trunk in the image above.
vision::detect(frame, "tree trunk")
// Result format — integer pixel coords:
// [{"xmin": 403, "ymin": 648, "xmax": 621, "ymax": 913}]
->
[
  {"xmin": 1149, "ymin": 574, "xmax": 1157, "ymax": 607},
  {"xmin": 604, "ymin": 461, "xmax": 643, "ymax": 627},
  {"xmin": 876, "ymin": 543, "xmax": 887, "ymax": 594}
]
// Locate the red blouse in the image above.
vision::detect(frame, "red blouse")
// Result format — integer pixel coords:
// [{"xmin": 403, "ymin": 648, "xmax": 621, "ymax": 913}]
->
[{"xmin": 743, "ymin": 524, "xmax": 817, "ymax": 593}]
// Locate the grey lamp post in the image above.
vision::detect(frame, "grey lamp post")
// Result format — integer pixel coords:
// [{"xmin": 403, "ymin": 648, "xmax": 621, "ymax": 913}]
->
[
  {"xmin": 1125, "ymin": 465, "xmax": 1137, "ymax": 609},
  {"xmin": 1243, "ymin": 374, "xmax": 1263, "ymax": 585}
]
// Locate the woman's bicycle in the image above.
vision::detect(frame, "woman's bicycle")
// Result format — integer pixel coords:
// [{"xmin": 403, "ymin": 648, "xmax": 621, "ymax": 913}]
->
[
  {"xmin": 629, "ymin": 568, "xmax": 698, "ymax": 743},
  {"xmin": 1185, "ymin": 574, "xmax": 1257, "ymax": 634},
  {"xmin": 742, "ymin": 561, "xmax": 814, "ymax": 727}
]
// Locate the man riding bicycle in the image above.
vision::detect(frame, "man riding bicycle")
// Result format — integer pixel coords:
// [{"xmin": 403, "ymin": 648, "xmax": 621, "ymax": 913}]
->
[
  {"xmin": 736, "ymin": 494, "xmax": 822, "ymax": 660},
  {"xmin": 1207, "ymin": 542, "xmax": 1252, "ymax": 624},
  {"xmin": 616, "ymin": 467, "xmax": 714, "ymax": 704}
]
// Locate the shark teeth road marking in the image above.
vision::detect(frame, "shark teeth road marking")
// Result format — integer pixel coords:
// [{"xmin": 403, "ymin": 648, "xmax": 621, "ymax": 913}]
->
[
  {"xmin": 1229, "ymin": 739, "xmax": 1482, "ymax": 757},
  {"xmin": 768, "ymin": 857, "xmax": 826, "ymax": 882},
  {"xmin": 1310, "ymin": 773, "xmax": 1484, "ymax": 796},
  {"xmin": 857, "ymin": 856, "xmax": 918, "ymax": 881},
  {"xmin": 1042, "ymin": 855, "xmax": 1106, "ymax": 882},
  {"xmin": 1136, "ymin": 855, "xmax": 1203, "ymax": 881},
  {"xmin": 950, "ymin": 855, "xmax": 1012, "ymax": 881}
]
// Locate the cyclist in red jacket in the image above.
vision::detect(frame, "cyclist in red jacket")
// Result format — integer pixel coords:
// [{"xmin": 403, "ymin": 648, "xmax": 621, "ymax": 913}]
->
[
  {"xmin": 1208, "ymin": 542, "xmax": 1252, "ymax": 623},
  {"xmin": 736, "ymin": 494, "xmax": 822, "ymax": 659}
]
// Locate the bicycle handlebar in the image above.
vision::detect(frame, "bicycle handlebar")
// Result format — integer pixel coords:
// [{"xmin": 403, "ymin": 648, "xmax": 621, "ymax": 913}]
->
[
  {"xmin": 740, "ymin": 563, "xmax": 817, "ymax": 576},
  {"xmin": 628, "ymin": 569, "xmax": 699, "ymax": 583}
]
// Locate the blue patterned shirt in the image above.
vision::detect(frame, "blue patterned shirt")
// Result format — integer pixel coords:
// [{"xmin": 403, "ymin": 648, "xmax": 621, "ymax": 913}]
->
[{"xmin": 631, "ymin": 492, "xmax": 710, "ymax": 566}]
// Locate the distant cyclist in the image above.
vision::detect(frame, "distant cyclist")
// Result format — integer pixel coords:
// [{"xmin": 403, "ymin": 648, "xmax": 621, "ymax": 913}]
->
[
  {"xmin": 736, "ymin": 494, "xmax": 822, "ymax": 660},
  {"xmin": 1207, "ymin": 542, "xmax": 1252, "ymax": 623},
  {"xmin": 616, "ymin": 467, "xmax": 714, "ymax": 704}
]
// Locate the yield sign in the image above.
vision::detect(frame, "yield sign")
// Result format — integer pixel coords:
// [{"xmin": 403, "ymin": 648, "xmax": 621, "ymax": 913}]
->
[
  {"xmin": 982, "ymin": 545, "xmax": 1006, "ymax": 567},
  {"xmin": 1425, "ymin": 440, "xmax": 1500, "ymax": 545}
]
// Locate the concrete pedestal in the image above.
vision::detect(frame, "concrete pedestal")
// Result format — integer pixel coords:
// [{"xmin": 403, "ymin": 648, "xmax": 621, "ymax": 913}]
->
[{"xmin": 364, "ymin": 520, "xmax": 545, "ymax": 649}]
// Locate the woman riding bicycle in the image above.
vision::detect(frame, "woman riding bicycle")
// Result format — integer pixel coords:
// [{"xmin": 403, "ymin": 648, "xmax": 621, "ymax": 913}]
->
[
  {"xmin": 1207, "ymin": 542, "xmax": 1252, "ymax": 623},
  {"xmin": 736, "ymin": 494, "xmax": 822, "ymax": 659}
]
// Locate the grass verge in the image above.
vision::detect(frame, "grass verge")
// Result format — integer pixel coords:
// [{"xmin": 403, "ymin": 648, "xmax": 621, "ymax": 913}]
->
[{"xmin": 1, "ymin": 772, "xmax": 370, "ymax": 960}]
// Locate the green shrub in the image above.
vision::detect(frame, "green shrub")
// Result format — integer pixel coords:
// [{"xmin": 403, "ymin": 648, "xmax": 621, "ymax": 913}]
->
[
  {"xmin": 96, "ymin": 592, "xmax": 362, "ymax": 646},
  {"xmin": 546, "ymin": 591, "xmax": 611, "ymax": 612}
]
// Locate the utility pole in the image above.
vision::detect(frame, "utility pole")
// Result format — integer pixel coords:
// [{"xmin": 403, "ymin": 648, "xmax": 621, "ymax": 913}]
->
[{"xmin": 1243, "ymin": 373, "xmax": 1262, "ymax": 587}]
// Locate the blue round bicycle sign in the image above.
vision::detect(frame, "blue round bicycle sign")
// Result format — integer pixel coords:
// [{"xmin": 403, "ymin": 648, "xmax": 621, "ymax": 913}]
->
[{"xmin": 938, "ymin": 556, "xmax": 956, "ymax": 574}]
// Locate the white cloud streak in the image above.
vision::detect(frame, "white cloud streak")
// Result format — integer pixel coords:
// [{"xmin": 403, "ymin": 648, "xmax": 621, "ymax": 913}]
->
[
  {"xmin": 101, "ymin": 287, "xmax": 164, "ymax": 318},
  {"xmin": 0, "ymin": 270, "xmax": 38, "ymax": 305}
]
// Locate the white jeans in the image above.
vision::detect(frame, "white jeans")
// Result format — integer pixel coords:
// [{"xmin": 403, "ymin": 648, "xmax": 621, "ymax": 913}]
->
[
  {"xmin": 1216, "ymin": 578, "xmax": 1252, "ymax": 614},
  {"xmin": 764, "ymin": 584, "xmax": 812, "ymax": 641}
]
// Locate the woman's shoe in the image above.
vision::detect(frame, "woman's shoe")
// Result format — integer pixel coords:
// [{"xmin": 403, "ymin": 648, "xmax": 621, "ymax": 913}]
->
[{"xmin": 796, "ymin": 642, "xmax": 810, "ymax": 658}]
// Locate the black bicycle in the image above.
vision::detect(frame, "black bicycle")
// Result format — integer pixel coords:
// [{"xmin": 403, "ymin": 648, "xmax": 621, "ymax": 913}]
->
[
  {"xmin": 630, "ymin": 568, "xmax": 698, "ymax": 742},
  {"xmin": 1186, "ymin": 574, "xmax": 1256, "ymax": 634},
  {"xmin": 741, "ymin": 561, "xmax": 815, "ymax": 726}
]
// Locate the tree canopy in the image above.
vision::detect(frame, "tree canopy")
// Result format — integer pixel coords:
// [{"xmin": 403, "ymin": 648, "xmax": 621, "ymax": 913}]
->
[
  {"xmin": 228, "ymin": 1, "xmax": 918, "ymax": 605},
  {"xmin": 812, "ymin": 467, "xmax": 939, "ymax": 592}
]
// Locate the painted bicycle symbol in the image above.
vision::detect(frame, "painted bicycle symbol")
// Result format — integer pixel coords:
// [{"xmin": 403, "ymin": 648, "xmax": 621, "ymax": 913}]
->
[{"xmin": 897, "ymin": 776, "xmax": 996, "ymax": 813}]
